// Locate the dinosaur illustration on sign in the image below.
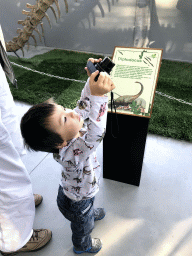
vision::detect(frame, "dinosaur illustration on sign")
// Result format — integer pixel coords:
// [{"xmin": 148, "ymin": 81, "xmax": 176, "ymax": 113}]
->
[{"xmin": 110, "ymin": 81, "xmax": 144, "ymax": 107}]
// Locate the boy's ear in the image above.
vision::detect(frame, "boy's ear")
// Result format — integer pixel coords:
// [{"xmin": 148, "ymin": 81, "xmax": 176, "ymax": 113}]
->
[{"xmin": 57, "ymin": 141, "xmax": 68, "ymax": 149}]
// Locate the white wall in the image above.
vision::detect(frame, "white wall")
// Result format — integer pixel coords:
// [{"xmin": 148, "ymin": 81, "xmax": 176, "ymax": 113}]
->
[{"xmin": 1, "ymin": 0, "xmax": 192, "ymax": 62}]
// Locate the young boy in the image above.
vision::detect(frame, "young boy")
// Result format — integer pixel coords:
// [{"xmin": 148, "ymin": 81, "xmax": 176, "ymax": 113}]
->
[{"xmin": 20, "ymin": 58, "xmax": 115, "ymax": 254}]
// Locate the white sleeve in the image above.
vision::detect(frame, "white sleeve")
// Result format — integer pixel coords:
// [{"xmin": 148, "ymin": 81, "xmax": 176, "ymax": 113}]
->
[
  {"xmin": 58, "ymin": 94, "xmax": 108, "ymax": 167},
  {"xmin": 74, "ymin": 78, "xmax": 91, "ymax": 120}
]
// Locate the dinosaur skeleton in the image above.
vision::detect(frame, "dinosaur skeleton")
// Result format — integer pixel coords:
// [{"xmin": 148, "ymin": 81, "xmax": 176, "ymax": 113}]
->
[
  {"xmin": 5, "ymin": 0, "xmax": 66, "ymax": 56},
  {"xmin": 4, "ymin": 0, "xmax": 119, "ymax": 57}
]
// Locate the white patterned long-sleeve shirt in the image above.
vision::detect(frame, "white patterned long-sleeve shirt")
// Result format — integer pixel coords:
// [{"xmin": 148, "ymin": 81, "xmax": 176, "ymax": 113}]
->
[{"xmin": 53, "ymin": 78, "xmax": 108, "ymax": 201}]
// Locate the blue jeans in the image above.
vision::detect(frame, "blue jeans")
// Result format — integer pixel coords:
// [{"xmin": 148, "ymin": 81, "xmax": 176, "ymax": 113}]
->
[{"xmin": 57, "ymin": 185, "xmax": 95, "ymax": 251}]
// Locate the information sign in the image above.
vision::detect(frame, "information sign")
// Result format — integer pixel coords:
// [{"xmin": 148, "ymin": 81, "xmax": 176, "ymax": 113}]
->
[{"xmin": 108, "ymin": 47, "xmax": 163, "ymax": 118}]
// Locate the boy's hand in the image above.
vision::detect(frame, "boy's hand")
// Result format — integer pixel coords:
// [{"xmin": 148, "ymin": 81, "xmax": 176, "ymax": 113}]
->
[
  {"xmin": 89, "ymin": 71, "xmax": 115, "ymax": 97},
  {"xmin": 85, "ymin": 58, "xmax": 102, "ymax": 77}
]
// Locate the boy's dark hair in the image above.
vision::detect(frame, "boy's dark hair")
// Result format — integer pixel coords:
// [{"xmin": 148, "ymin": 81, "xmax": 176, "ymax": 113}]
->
[{"xmin": 20, "ymin": 102, "xmax": 64, "ymax": 153}]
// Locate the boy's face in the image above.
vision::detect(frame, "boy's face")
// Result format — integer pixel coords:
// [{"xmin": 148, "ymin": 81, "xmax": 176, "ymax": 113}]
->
[{"xmin": 47, "ymin": 104, "xmax": 84, "ymax": 148}]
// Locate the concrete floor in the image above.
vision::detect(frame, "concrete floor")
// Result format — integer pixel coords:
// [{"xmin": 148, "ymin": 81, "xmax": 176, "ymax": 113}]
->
[{"xmin": 15, "ymin": 99, "xmax": 192, "ymax": 256}]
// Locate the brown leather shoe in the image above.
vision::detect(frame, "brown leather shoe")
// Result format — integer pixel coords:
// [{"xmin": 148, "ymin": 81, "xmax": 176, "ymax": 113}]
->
[
  {"xmin": 0, "ymin": 229, "xmax": 52, "ymax": 255},
  {"xmin": 34, "ymin": 194, "xmax": 43, "ymax": 207}
]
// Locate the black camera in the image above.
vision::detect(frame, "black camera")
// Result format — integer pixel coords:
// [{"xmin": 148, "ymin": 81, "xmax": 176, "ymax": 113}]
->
[{"xmin": 86, "ymin": 57, "xmax": 115, "ymax": 81}]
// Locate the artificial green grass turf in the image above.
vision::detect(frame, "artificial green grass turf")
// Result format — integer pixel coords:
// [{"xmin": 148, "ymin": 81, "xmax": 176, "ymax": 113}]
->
[
  {"xmin": 150, "ymin": 60, "xmax": 192, "ymax": 142},
  {"xmin": 8, "ymin": 49, "xmax": 192, "ymax": 142},
  {"xmin": 8, "ymin": 49, "xmax": 104, "ymax": 107}
]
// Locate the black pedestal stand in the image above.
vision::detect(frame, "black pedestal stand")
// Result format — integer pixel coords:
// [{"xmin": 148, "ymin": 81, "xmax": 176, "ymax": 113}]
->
[{"xmin": 103, "ymin": 112, "xmax": 150, "ymax": 186}]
